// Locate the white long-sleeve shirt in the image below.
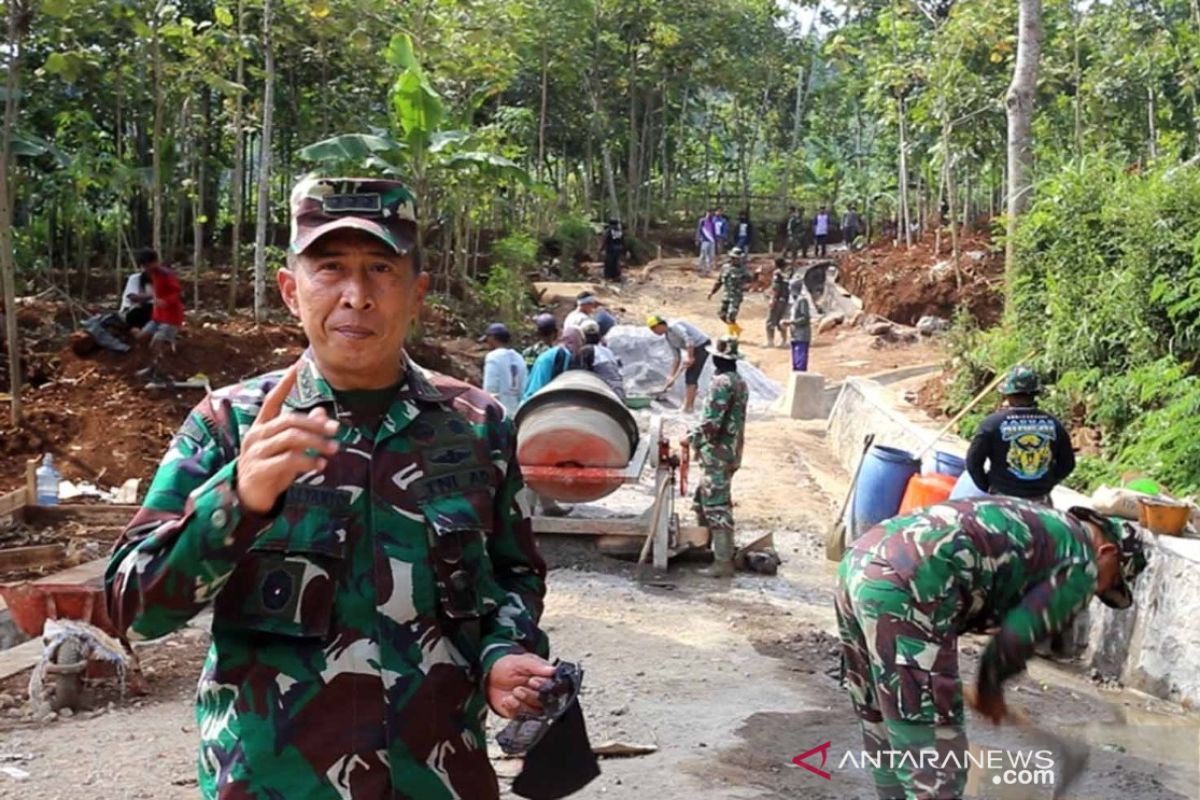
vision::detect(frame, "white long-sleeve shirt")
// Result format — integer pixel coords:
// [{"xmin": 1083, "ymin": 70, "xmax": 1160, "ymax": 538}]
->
[{"xmin": 483, "ymin": 348, "xmax": 528, "ymax": 415}]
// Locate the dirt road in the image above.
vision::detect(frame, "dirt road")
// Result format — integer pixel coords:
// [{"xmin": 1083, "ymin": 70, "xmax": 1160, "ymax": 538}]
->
[{"xmin": 1, "ymin": 259, "xmax": 1196, "ymax": 800}]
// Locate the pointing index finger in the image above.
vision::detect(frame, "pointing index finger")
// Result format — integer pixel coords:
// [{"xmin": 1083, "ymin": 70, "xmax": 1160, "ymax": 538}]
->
[{"xmin": 257, "ymin": 362, "xmax": 300, "ymax": 424}]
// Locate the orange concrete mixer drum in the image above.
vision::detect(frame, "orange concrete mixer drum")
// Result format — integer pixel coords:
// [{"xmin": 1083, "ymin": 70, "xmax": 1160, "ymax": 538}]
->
[{"xmin": 515, "ymin": 371, "xmax": 640, "ymax": 503}]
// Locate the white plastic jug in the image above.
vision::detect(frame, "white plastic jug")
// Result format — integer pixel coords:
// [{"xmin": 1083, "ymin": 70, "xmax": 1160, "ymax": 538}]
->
[{"xmin": 35, "ymin": 453, "xmax": 61, "ymax": 506}]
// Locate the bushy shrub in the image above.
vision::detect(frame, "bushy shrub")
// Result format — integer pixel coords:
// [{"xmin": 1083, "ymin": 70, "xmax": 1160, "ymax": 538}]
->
[
  {"xmin": 552, "ymin": 214, "xmax": 596, "ymax": 263},
  {"xmin": 480, "ymin": 233, "xmax": 537, "ymax": 327},
  {"xmin": 946, "ymin": 159, "xmax": 1200, "ymax": 494},
  {"xmin": 490, "ymin": 232, "xmax": 539, "ymax": 272}
]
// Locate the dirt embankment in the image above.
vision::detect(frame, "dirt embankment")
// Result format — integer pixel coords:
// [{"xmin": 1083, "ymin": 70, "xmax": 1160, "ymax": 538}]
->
[
  {"xmin": 837, "ymin": 227, "xmax": 1003, "ymax": 327},
  {"xmin": 0, "ymin": 298, "xmax": 490, "ymax": 494}
]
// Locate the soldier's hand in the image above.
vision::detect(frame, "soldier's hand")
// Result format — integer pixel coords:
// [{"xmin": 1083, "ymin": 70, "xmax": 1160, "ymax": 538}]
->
[
  {"xmin": 235, "ymin": 363, "xmax": 340, "ymax": 515},
  {"xmin": 487, "ymin": 653, "xmax": 556, "ymax": 719}
]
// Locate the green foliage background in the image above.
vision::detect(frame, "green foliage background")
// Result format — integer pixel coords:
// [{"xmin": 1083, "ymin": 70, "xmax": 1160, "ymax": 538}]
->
[{"xmin": 949, "ymin": 160, "xmax": 1200, "ymax": 494}]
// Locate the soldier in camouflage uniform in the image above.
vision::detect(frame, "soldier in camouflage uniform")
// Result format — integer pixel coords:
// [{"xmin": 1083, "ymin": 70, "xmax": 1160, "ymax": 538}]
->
[
  {"xmin": 835, "ymin": 498, "xmax": 1147, "ymax": 799},
  {"xmin": 106, "ymin": 177, "xmax": 555, "ymax": 800},
  {"xmin": 764, "ymin": 257, "xmax": 791, "ymax": 348},
  {"xmin": 687, "ymin": 336, "xmax": 750, "ymax": 577},
  {"xmin": 707, "ymin": 247, "xmax": 753, "ymax": 337}
]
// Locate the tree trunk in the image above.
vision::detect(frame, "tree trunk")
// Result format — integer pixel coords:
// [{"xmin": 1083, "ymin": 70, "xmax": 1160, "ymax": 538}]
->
[
  {"xmin": 192, "ymin": 137, "xmax": 205, "ymax": 309},
  {"xmin": 0, "ymin": 0, "xmax": 23, "ymax": 427},
  {"xmin": 227, "ymin": 0, "xmax": 245, "ymax": 312},
  {"xmin": 601, "ymin": 143, "xmax": 619, "ymax": 222},
  {"xmin": 1147, "ymin": 85, "xmax": 1158, "ymax": 161},
  {"xmin": 898, "ymin": 95, "xmax": 912, "ymax": 248},
  {"xmin": 1072, "ymin": 0, "xmax": 1083, "ymax": 155},
  {"xmin": 944, "ymin": 130, "xmax": 961, "ymax": 290},
  {"xmin": 934, "ymin": 159, "xmax": 945, "ymax": 256},
  {"xmin": 1004, "ymin": 0, "xmax": 1043, "ymax": 301},
  {"xmin": 537, "ymin": 43, "xmax": 548, "ymax": 184},
  {"xmin": 889, "ymin": 3, "xmax": 912, "ymax": 248},
  {"xmin": 625, "ymin": 32, "xmax": 638, "ymax": 227},
  {"xmin": 1192, "ymin": 0, "xmax": 1200, "ymax": 152},
  {"xmin": 582, "ymin": 137, "xmax": 593, "ymax": 212},
  {"xmin": 151, "ymin": 1, "xmax": 165, "ymax": 255},
  {"xmin": 253, "ymin": 0, "xmax": 275, "ymax": 322},
  {"xmin": 115, "ymin": 84, "xmax": 124, "ymax": 297}
]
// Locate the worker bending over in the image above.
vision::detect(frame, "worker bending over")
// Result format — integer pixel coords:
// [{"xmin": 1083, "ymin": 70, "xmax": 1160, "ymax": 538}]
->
[{"xmin": 836, "ymin": 498, "xmax": 1146, "ymax": 799}]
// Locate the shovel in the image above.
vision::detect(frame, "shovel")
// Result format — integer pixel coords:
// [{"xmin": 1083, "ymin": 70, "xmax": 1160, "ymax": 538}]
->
[
  {"xmin": 825, "ymin": 434, "xmax": 875, "ymax": 562},
  {"xmin": 964, "ymin": 686, "xmax": 1089, "ymax": 799}
]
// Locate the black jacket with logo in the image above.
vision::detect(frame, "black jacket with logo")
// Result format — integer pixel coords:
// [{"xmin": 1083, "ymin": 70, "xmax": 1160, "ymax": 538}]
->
[{"xmin": 966, "ymin": 406, "xmax": 1076, "ymax": 498}]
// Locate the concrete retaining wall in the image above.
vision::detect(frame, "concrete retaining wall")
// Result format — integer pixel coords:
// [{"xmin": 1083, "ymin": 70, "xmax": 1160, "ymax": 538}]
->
[
  {"xmin": 826, "ymin": 376, "xmax": 965, "ymax": 474},
  {"xmin": 826, "ymin": 377, "xmax": 1200, "ymax": 706}
]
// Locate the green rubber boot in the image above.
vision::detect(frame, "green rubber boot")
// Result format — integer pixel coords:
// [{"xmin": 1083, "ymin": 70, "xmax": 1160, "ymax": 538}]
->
[{"xmin": 700, "ymin": 529, "xmax": 735, "ymax": 578}]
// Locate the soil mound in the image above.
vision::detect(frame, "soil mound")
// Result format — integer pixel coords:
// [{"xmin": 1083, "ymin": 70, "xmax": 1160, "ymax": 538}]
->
[
  {"xmin": 837, "ymin": 228, "xmax": 1002, "ymax": 327},
  {"xmin": 0, "ymin": 302, "xmax": 483, "ymax": 492}
]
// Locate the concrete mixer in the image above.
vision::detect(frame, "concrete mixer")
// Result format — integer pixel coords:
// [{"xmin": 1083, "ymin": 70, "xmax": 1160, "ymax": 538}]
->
[{"xmin": 514, "ymin": 371, "xmax": 708, "ymax": 570}]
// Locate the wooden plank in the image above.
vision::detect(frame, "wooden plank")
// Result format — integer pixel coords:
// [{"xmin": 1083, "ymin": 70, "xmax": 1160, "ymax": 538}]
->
[
  {"xmin": 531, "ymin": 517, "xmax": 648, "ymax": 537},
  {"xmin": 0, "ymin": 544, "xmax": 67, "ymax": 572},
  {"xmin": 0, "ymin": 638, "xmax": 45, "ymax": 681},
  {"xmin": 25, "ymin": 458, "xmax": 37, "ymax": 507},
  {"xmin": 23, "ymin": 504, "xmax": 140, "ymax": 528},
  {"xmin": 0, "ymin": 489, "xmax": 25, "ymax": 517},
  {"xmin": 676, "ymin": 526, "xmax": 710, "ymax": 549}
]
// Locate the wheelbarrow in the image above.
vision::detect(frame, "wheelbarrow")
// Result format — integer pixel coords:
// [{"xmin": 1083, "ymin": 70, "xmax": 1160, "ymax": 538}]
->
[{"xmin": 0, "ymin": 581, "xmax": 137, "ymax": 712}]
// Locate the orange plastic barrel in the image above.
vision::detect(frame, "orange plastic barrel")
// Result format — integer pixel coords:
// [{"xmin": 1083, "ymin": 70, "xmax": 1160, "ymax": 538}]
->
[{"xmin": 898, "ymin": 473, "xmax": 958, "ymax": 515}]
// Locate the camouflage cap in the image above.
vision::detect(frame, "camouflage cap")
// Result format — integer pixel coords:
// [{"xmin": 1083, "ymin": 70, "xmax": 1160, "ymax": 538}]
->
[
  {"xmin": 1000, "ymin": 365, "xmax": 1042, "ymax": 396},
  {"xmin": 1069, "ymin": 506, "xmax": 1149, "ymax": 609},
  {"xmin": 289, "ymin": 177, "xmax": 418, "ymax": 256}
]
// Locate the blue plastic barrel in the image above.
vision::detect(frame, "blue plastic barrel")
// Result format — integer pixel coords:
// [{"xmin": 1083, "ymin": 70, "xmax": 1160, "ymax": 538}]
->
[
  {"xmin": 949, "ymin": 469, "xmax": 987, "ymax": 500},
  {"xmin": 851, "ymin": 445, "xmax": 920, "ymax": 539},
  {"xmin": 932, "ymin": 451, "xmax": 966, "ymax": 478}
]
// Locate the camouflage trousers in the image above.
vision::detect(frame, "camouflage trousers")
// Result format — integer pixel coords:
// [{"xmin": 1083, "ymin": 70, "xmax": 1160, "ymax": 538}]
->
[
  {"xmin": 718, "ymin": 293, "xmax": 744, "ymax": 324},
  {"xmin": 834, "ymin": 546, "xmax": 967, "ymax": 800},
  {"xmin": 765, "ymin": 301, "xmax": 789, "ymax": 339},
  {"xmin": 783, "ymin": 235, "xmax": 806, "ymax": 261},
  {"xmin": 694, "ymin": 462, "xmax": 736, "ymax": 560}
]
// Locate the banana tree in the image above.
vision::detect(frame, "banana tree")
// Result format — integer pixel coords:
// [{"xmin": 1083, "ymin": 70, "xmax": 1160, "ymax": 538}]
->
[{"xmin": 298, "ymin": 33, "xmax": 530, "ymax": 252}]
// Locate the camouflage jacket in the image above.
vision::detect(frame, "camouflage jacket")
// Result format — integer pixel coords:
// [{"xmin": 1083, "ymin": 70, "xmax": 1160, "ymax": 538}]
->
[
  {"xmin": 846, "ymin": 498, "xmax": 1097, "ymax": 693},
  {"xmin": 521, "ymin": 341, "xmax": 551, "ymax": 368},
  {"xmin": 106, "ymin": 350, "xmax": 549, "ymax": 800},
  {"xmin": 769, "ymin": 270, "xmax": 790, "ymax": 308},
  {"xmin": 689, "ymin": 370, "xmax": 749, "ymax": 472},
  {"xmin": 719, "ymin": 262, "xmax": 752, "ymax": 299}
]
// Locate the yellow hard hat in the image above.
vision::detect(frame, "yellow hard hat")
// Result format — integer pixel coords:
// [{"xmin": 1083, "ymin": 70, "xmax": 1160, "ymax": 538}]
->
[{"xmin": 646, "ymin": 314, "xmax": 667, "ymax": 329}]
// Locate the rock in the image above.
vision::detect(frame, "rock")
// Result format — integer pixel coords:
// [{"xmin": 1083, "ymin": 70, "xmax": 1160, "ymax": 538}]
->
[
  {"xmin": 930, "ymin": 260, "xmax": 954, "ymax": 279},
  {"xmin": 58, "ymin": 707, "xmax": 73, "ymax": 718},
  {"xmin": 816, "ymin": 312, "xmax": 845, "ymax": 335},
  {"xmin": 37, "ymin": 711, "xmax": 57, "ymax": 724},
  {"xmin": 0, "ymin": 692, "xmax": 14, "ymax": 709},
  {"xmin": 967, "ymin": 250, "xmax": 988, "ymax": 263},
  {"xmin": 916, "ymin": 315, "xmax": 950, "ymax": 336},
  {"xmin": 865, "ymin": 321, "xmax": 893, "ymax": 337}
]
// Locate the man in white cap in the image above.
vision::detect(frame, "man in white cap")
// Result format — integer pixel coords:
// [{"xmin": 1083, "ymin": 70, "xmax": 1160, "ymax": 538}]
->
[{"xmin": 564, "ymin": 292, "xmax": 599, "ymax": 331}]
